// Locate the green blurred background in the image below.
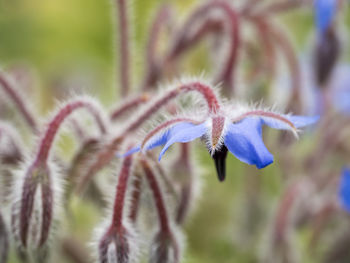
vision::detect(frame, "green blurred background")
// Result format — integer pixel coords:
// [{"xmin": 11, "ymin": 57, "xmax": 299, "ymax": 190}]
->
[{"xmin": 0, "ymin": 0, "xmax": 349, "ymax": 262}]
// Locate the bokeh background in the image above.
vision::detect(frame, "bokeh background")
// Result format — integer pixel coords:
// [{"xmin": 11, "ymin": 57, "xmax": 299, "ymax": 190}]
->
[{"xmin": 1, "ymin": 0, "xmax": 350, "ymax": 262}]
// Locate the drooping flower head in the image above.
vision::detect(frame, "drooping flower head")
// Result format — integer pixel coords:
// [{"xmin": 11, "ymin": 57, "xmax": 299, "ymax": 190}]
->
[{"xmin": 123, "ymin": 81, "xmax": 318, "ymax": 181}]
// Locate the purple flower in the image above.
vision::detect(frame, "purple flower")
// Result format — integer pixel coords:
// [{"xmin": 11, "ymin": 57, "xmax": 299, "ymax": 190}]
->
[
  {"xmin": 338, "ymin": 167, "xmax": 350, "ymax": 213},
  {"xmin": 126, "ymin": 108, "xmax": 318, "ymax": 181}
]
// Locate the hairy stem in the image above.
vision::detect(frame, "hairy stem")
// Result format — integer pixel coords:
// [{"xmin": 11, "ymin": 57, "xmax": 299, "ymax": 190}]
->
[
  {"xmin": 35, "ymin": 99, "xmax": 107, "ymax": 164},
  {"xmin": 0, "ymin": 71, "xmax": 37, "ymax": 132},
  {"xmin": 116, "ymin": 0, "xmax": 130, "ymax": 97},
  {"xmin": 141, "ymin": 5, "xmax": 172, "ymax": 90},
  {"xmin": 167, "ymin": 1, "xmax": 240, "ymax": 94},
  {"xmin": 110, "ymin": 93, "xmax": 149, "ymax": 121},
  {"xmin": 141, "ymin": 158, "xmax": 170, "ymax": 233},
  {"xmin": 112, "ymin": 154, "xmax": 133, "ymax": 229}
]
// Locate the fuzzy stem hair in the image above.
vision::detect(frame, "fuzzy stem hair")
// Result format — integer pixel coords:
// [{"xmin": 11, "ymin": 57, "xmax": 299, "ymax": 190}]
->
[
  {"xmin": 140, "ymin": 157, "xmax": 170, "ymax": 233},
  {"xmin": 35, "ymin": 99, "xmax": 107, "ymax": 164},
  {"xmin": 116, "ymin": 0, "xmax": 131, "ymax": 97},
  {"xmin": 112, "ymin": 154, "xmax": 133, "ymax": 230},
  {"xmin": 110, "ymin": 93, "xmax": 150, "ymax": 121},
  {"xmin": 0, "ymin": 71, "xmax": 38, "ymax": 132}
]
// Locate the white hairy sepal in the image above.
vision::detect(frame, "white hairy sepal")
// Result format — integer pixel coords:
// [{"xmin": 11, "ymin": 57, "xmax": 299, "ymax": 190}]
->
[
  {"xmin": 202, "ymin": 117, "xmax": 228, "ymax": 155},
  {"xmin": 10, "ymin": 159, "xmax": 64, "ymax": 262},
  {"xmin": 91, "ymin": 160, "xmax": 143, "ymax": 263},
  {"xmin": 91, "ymin": 218, "xmax": 142, "ymax": 263},
  {"xmin": 149, "ymin": 224, "xmax": 185, "ymax": 263}
]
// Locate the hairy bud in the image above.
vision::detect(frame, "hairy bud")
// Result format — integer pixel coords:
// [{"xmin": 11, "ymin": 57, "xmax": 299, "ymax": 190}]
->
[
  {"xmin": 11, "ymin": 161, "xmax": 61, "ymax": 262},
  {"xmin": 149, "ymin": 230, "xmax": 183, "ymax": 263},
  {"xmin": 314, "ymin": 27, "xmax": 340, "ymax": 87},
  {"xmin": 94, "ymin": 154, "xmax": 140, "ymax": 263},
  {"xmin": 98, "ymin": 226, "xmax": 135, "ymax": 263}
]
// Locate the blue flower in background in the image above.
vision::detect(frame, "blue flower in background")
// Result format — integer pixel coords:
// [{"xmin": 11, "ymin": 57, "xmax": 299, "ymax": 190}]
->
[
  {"xmin": 126, "ymin": 109, "xmax": 318, "ymax": 181},
  {"xmin": 315, "ymin": 0, "xmax": 337, "ymax": 33},
  {"xmin": 338, "ymin": 167, "xmax": 350, "ymax": 213}
]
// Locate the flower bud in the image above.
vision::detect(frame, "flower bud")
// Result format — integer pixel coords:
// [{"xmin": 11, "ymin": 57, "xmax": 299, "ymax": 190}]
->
[
  {"xmin": 11, "ymin": 161, "xmax": 62, "ymax": 262},
  {"xmin": 314, "ymin": 27, "xmax": 340, "ymax": 87},
  {"xmin": 94, "ymin": 153, "xmax": 140, "ymax": 263},
  {"xmin": 149, "ymin": 230, "xmax": 183, "ymax": 263},
  {"xmin": 97, "ymin": 225, "xmax": 137, "ymax": 263}
]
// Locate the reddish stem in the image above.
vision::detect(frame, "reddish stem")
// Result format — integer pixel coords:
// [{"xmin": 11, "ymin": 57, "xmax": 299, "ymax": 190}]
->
[
  {"xmin": 141, "ymin": 5, "xmax": 172, "ymax": 90},
  {"xmin": 146, "ymin": 5, "xmax": 171, "ymax": 68},
  {"xmin": 128, "ymin": 174, "xmax": 142, "ymax": 223},
  {"xmin": 112, "ymin": 154, "xmax": 133, "ymax": 229},
  {"xmin": 167, "ymin": 1, "xmax": 240, "ymax": 94},
  {"xmin": 211, "ymin": 1, "xmax": 240, "ymax": 92},
  {"xmin": 110, "ymin": 93, "xmax": 150, "ymax": 121},
  {"xmin": 35, "ymin": 100, "xmax": 106, "ymax": 164},
  {"xmin": 141, "ymin": 158, "xmax": 170, "ymax": 232},
  {"xmin": 0, "ymin": 72, "xmax": 37, "ymax": 132},
  {"xmin": 116, "ymin": 0, "xmax": 130, "ymax": 97},
  {"xmin": 125, "ymin": 82, "xmax": 220, "ymax": 134}
]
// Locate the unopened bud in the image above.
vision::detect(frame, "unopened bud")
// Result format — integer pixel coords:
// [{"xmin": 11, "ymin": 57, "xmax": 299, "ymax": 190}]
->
[
  {"xmin": 11, "ymin": 161, "xmax": 61, "ymax": 262},
  {"xmin": 97, "ymin": 226, "xmax": 135, "ymax": 263},
  {"xmin": 149, "ymin": 229, "xmax": 183, "ymax": 263},
  {"xmin": 314, "ymin": 27, "xmax": 340, "ymax": 87}
]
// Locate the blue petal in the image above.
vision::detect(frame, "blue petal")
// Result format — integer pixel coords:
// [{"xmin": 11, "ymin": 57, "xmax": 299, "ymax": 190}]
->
[
  {"xmin": 117, "ymin": 146, "xmax": 141, "ymax": 157},
  {"xmin": 261, "ymin": 115, "xmax": 319, "ymax": 130},
  {"xmin": 224, "ymin": 118, "xmax": 273, "ymax": 169},
  {"xmin": 159, "ymin": 122, "xmax": 208, "ymax": 160},
  {"xmin": 287, "ymin": 115, "xmax": 320, "ymax": 128},
  {"xmin": 145, "ymin": 130, "xmax": 171, "ymax": 151},
  {"xmin": 338, "ymin": 167, "xmax": 350, "ymax": 213},
  {"xmin": 315, "ymin": 0, "xmax": 336, "ymax": 33}
]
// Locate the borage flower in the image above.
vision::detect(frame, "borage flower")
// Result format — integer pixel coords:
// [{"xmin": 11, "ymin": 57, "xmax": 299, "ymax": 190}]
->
[{"xmin": 126, "ymin": 99, "xmax": 318, "ymax": 182}]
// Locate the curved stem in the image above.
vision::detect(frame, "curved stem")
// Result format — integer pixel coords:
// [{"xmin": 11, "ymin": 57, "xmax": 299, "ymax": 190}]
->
[
  {"xmin": 141, "ymin": 5, "xmax": 172, "ymax": 90},
  {"xmin": 125, "ymin": 81, "xmax": 220, "ymax": 134},
  {"xmin": 244, "ymin": 15, "xmax": 302, "ymax": 112},
  {"xmin": 116, "ymin": 0, "xmax": 130, "ymax": 97},
  {"xmin": 0, "ymin": 71, "xmax": 37, "ymax": 132},
  {"xmin": 35, "ymin": 99, "xmax": 107, "ymax": 164},
  {"xmin": 110, "ymin": 93, "xmax": 149, "ymax": 121},
  {"xmin": 167, "ymin": 1, "xmax": 240, "ymax": 94}
]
